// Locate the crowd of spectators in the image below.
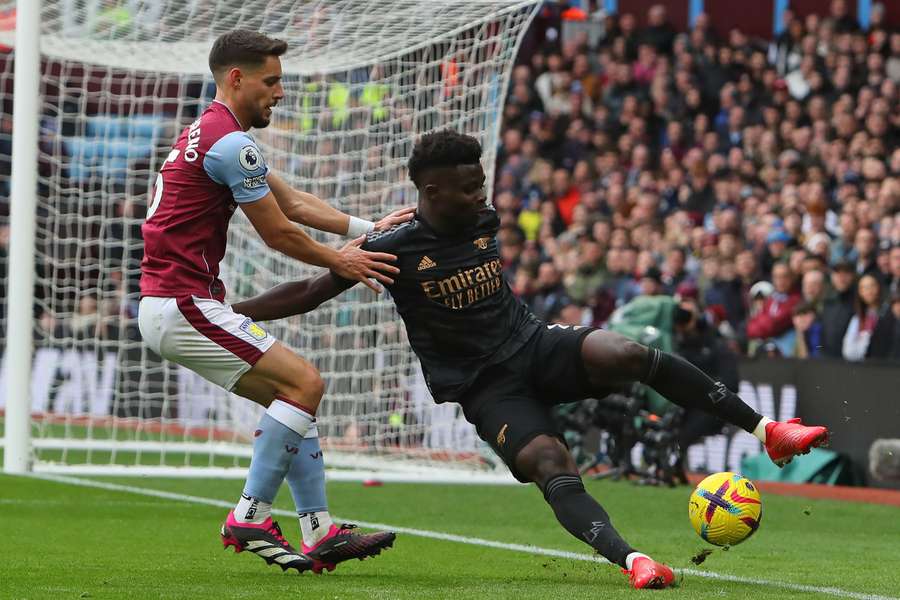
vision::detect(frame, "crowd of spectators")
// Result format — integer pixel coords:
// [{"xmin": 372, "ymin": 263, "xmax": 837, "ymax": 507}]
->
[
  {"xmin": 0, "ymin": 1, "xmax": 897, "ymax": 365},
  {"xmin": 494, "ymin": 0, "xmax": 900, "ymax": 361}
]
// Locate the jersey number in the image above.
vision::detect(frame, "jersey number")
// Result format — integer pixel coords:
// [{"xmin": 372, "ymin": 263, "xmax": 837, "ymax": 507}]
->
[
  {"xmin": 147, "ymin": 174, "xmax": 164, "ymax": 220},
  {"xmin": 146, "ymin": 149, "xmax": 181, "ymax": 220}
]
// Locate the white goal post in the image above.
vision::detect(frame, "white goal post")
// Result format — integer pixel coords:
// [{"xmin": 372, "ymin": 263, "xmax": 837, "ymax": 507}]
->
[{"xmin": 0, "ymin": 0, "xmax": 539, "ymax": 482}]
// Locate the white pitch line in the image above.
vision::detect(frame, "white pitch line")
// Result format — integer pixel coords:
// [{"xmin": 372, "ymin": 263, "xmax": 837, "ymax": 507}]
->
[{"xmin": 28, "ymin": 473, "xmax": 898, "ymax": 600}]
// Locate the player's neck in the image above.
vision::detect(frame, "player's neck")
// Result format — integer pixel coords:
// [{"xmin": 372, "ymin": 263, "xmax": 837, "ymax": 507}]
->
[
  {"xmin": 213, "ymin": 94, "xmax": 250, "ymax": 131},
  {"xmin": 417, "ymin": 205, "xmax": 459, "ymax": 237}
]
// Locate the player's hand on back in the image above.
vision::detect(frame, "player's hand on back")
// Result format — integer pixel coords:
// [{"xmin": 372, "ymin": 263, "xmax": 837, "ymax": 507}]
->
[
  {"xmin": 373, "ymin": 206, "xmax": 416, "ymax": 232},
  {"xmin": 334, "ymin": 236, "xmax": 400, "ymax": 293}
]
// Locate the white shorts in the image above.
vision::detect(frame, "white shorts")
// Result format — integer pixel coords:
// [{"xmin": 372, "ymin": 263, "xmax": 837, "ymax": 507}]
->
[{"xmin": 138, "ymin": 295, "xmax": 277, "ymax": 391}]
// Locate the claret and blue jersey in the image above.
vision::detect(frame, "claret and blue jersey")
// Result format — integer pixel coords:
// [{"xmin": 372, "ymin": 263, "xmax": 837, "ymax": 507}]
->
[{"xmin": 140, "ymin": 100, "xmax": 272, "ymax": 302}]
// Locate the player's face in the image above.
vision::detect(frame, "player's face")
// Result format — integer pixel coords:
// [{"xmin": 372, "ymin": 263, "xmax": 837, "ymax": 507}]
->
[
  {"xmin": 429, "ymin": 164, "xmax": 488, "ymax": 230},
  {"xmin": 240, "ymin": 55, "xmax": 284, "ymax": 129}
]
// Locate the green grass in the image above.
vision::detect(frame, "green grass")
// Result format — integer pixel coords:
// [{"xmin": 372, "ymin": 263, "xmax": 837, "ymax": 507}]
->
[{"xmin": 1, "ymin": 474, "xmax": 898, "ymax": 599}]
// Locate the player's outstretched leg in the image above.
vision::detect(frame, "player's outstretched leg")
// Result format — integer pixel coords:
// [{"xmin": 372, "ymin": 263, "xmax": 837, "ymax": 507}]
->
[
  {"xmin": 285, "ymin": 427, "xmax": 396, "ymax": 573},
  {"xmin": 515, "ymin": 434, "xmax": 675, "ymax": 589},
  {"xmin": 579, "ymin": 331, "xmax": 829, "ymax": 467}
]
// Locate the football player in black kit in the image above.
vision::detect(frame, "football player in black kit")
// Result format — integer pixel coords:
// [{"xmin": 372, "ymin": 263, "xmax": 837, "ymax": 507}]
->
[{"xmin": 232, "ymin": 130, "xmax": 829, "ymax": 589}]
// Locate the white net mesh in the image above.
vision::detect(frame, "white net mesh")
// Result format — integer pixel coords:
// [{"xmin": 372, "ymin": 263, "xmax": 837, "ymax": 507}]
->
[{"xmin": 0, "ymin": 0, "xmax": 539, "ymax": 479}]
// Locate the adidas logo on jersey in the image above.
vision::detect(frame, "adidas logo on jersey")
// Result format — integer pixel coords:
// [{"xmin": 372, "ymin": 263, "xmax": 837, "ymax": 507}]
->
[{"xmin": 418, "ymin": 256, "xmax": 437, "ymax": 271}]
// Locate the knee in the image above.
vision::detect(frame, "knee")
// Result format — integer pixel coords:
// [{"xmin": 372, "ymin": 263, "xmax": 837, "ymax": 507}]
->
[
  {"xmin": 300, "ymin": 368, "xmax": 326, "ymax": 409},
  {"xmin": 280, "ymin": 364, "xmax": 325, "ymax": 412},
  {"xmin": 534, "ymin": 447, "xmax": 573, "ymax": 485},
  {"xmin": 515, "ymin": 435, "xmax": 577, "ymax": 488},
  {"xmin": 618, "ymin": 339, "xmax": 649, "ymax": 381},
  {"xmin": 304, "ymin": 370, "xmax": 326, "ymax": 407},
  {"xmin": 583, "ymin": 331, "xmax": 648, "ymax": 383}
]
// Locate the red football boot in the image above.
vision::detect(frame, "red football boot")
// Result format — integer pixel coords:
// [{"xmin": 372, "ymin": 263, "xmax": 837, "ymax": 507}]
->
[
  {"xmin": 764, "ymin": 418, "xmax": 829, "ymax": 467},
  {"xmin": 623, "ymin": 557, "xmax": 675, "ymax": 589}
]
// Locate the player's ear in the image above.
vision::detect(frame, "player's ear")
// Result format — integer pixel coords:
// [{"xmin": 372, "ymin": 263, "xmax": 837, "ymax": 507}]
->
[
  {"xmin": 226, "ymin": 66, "xmax": 243, "ymax": 90},
  {"xmin": 423, "ymin": 183, "xmax": 440, "ymax": 201}
]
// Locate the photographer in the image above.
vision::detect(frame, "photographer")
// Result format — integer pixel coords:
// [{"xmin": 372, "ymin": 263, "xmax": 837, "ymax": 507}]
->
[{"xmin": 673, "ymin": 297, "xmax": 740, "ymax": 451}]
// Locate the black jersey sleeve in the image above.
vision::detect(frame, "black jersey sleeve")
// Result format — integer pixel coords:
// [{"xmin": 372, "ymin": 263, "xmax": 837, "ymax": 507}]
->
[{"xmin": 362, "ymin": 221, "xmax": 414, "ymax": 254}]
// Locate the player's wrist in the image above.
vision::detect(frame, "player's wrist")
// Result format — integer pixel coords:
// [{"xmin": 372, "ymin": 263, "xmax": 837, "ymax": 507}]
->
[
  {"xmin": 347, "ymin": 215, "xmax": 374, "ymax": 238},
  {"xmin": 328, "ymin": 246, "xmax": 348, "ymax": 272}
]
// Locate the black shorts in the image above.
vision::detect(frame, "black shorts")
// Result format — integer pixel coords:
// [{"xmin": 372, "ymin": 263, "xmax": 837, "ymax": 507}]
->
[{"xmin": 459, "ymin": 325, "xmax": 596, "ymax": 483}]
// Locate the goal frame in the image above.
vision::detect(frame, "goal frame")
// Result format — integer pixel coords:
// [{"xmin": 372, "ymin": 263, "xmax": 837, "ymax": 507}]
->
[
  {"xmin": 3, "ymin": 0, "xmax": 40, "ymax": 474},
  {"xmin": 1, "ymin": 0, "xmax": 539, "ymax": 484}
]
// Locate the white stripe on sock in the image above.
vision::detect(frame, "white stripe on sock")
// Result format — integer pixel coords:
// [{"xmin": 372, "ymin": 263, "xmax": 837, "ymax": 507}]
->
[
  {"xmin": 625, "ymin": 551, "xmax": 650, "ymax": 570},
  {"xmin": 753, "ymin": 416, "xmax": 774, "ymax": 444},
  {"xmin": 267, "ymin": 399, "xmax": 315, "ymax": 437}
]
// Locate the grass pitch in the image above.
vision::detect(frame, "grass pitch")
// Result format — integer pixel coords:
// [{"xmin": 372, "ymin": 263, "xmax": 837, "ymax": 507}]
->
[{"xmin": 1, "ymin": 473, "xmax": 898, "ymax": 599}]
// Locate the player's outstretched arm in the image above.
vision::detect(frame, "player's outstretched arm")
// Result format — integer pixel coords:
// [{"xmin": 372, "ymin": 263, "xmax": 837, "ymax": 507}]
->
[
  {"xmin": 267, "ymin": 171, "xmax": 415, "ymax": 236},
  {"xmin": 232, "ymin": 271, "xmax": 354, "ymax": 322},
  {"xmin": 241, "ymin": 194, "xmax": 399, "ymax": 293}
]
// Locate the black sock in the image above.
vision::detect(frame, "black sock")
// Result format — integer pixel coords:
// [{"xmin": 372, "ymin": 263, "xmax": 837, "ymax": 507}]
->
[
  {"xmin": 543, "ymin": 474, "xmax": 635, "ymax": 567},
  {"xmin": 643, "ymin": 349, "xmax": 762, "ymax": 433}
]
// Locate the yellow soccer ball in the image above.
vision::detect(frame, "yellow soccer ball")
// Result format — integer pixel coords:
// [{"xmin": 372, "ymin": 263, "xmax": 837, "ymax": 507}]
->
[{"xmin": 688, "ymin": 472, "xmax": 762, "ymax": 546}]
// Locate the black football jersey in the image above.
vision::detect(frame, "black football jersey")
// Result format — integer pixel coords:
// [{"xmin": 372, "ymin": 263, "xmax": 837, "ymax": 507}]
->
[{"xmin": 363, "ymin": 209, "xmax": 540, "ymax": 403}]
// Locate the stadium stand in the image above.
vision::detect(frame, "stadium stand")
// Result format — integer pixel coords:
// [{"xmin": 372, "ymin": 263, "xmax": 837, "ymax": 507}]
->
[
  {"xmin": 495, "ymin": 2, "xmax": 899, "ymax": 361},
  {"xmin": 0, "ymin": 1, "xmax": 897, "ymax": 364}
]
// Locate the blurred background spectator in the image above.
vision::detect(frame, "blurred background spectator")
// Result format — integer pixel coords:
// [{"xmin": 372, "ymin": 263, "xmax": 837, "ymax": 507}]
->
[{"xmin": 842, "ymin": 273, "xmax": 885, "ymax": 360}]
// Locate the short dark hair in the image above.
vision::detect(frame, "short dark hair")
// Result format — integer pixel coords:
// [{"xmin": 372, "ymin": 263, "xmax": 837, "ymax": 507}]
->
[
  {"xmin": 208, "ymin": 29, "xmax": 287, "ymax": 79},
  {"xmin": 832, "ymin": 259, "xmax": 855, "ymax": 273},
  {"xmin": 408, "ymin": 129, "xmax": 482, "ymax": 186},
  {"xmin": 792, "ymin": 301, "xmax": 817, "ymax": 316}
]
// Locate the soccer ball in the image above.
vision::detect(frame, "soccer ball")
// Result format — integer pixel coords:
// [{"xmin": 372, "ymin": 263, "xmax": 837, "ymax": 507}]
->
[{"xmin": 688, "ymin": 472, "xmax": 762, "ymax": 546}]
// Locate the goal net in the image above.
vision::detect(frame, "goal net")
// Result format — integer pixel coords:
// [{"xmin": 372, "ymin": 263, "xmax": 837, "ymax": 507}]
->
[{"xmin": 0, "ymin": 0, "xmax": 540, "ymax": 482}]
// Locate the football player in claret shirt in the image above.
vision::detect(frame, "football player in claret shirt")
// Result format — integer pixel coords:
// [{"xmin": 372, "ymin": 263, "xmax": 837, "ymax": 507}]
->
[
  {"xmin": 139, "ymin": 30, "xmax": 408, "ymax": 573},
  {"xmin": 232, "ymin": 129, "xmax": 830, "ymax": 589}
]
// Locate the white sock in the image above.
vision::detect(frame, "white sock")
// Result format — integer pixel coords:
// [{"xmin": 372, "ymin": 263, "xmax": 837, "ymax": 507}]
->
[
  {"xmin": 299, "ymin": 511, "xmax": 334, "ymax": 547},
  {"xmin": 234, "ymin": 493, "xmax": 271, "ymax": 524},
  {"xmin": 267, "ymin": 399, "xmax": 316, "ymax": 436},
  {"xmin": 753, "ymin": 416, "xmax": 775, "ymax": 443},
  {"xmin": 625, "ymin": 552, "xmax": 650, "ymax": 570}
]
